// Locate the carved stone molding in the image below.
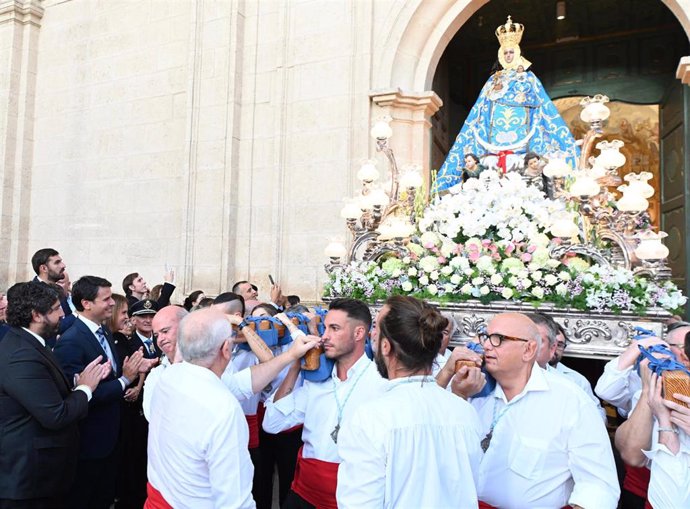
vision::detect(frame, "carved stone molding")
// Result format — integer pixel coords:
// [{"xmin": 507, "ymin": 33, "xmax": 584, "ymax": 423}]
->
[
  {"xmin": 677, "ymin": 56, "xmax": 690, "ymax": 85},
  {"xmin": 359, "ymin": 299, "xmax": 671, "ymax": 360},
  {"xmin": 0, "ymin": 0, "xmax": 44, "ymax": 27}
]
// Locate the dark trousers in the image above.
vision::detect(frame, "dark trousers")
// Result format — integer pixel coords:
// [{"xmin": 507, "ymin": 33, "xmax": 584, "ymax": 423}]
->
[
  {"xmin": 0, "ymin": 498, "xmax": 64, "ymax": 509},
  {"xmin": 66, "ymin": 448, "xmax": 119, "ymax": 509},
  {"xmin": 115, "ymin": 402, "xmax": 149, "ymax": 509},
  {"xmin": 255, "ymin": 427, "xmax": 303, "ymax": 509},
  {"xmin": 282, "ymin": 490, "xmax": 315, "ymax": 509},
  {"xmin": 619, "ymin": 489, "xmax": 647, "ymax": 509}
]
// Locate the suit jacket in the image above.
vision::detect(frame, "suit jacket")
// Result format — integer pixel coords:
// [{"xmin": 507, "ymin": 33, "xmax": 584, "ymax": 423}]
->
[
  {"xmin": 0, "ymin": 327, "xmax": 89, "ymax": 500},
  {"xmin": 53, "ymin": 319, "xmax": 125, "ymax": 459},
  {"xmin": 126, "ymin": 282, "xmax": 175, "ymax": 309}
]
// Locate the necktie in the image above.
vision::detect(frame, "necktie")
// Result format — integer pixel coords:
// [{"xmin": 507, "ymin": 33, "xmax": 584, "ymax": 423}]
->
[
  {"xmin": 143, "ymin": 338, "xmax": 154, "ymax": 356},
  {"xmin": 95, "ymin": 327, "xmax": 118, "ymax": 372}
]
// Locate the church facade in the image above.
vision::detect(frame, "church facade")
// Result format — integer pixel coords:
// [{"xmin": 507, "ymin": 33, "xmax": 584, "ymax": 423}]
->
[{"xmin": 1, "ymin": 0, "xmax": 689, "ymax": 302}]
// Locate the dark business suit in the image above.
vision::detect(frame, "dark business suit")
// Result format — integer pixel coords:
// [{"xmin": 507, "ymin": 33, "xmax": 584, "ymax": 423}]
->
[
  {"xmin": 0, "ymin": 327, "xmax": 89, "ymax": 508},
  {"xmin": 53, "ymin": 318, "xmax": 125, "ymax": 509},
  {"xmin": 114, "ymin": 331, "xmax": 156, "ymax": 509}
]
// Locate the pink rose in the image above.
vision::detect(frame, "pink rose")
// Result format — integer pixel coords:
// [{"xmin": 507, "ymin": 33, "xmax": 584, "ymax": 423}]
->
[
  {"xmin": 521, "ymin": 253, "xmax": 532, "ymax": 262},
  {"xmin": 437, "ymin": 256, "xmax": 447, "ymax": 264},
  {"xmin": 469, "ymin": 251, "xmax": 481, "ymax": 263}
]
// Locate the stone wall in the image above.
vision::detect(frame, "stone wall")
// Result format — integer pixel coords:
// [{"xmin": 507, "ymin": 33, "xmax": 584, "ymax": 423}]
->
[{"xmin": 1, "ymin": 0, "xmax": 689, "ymax": 302}]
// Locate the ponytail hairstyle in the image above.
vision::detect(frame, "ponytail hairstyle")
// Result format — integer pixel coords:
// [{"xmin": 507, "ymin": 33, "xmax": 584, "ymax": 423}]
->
[{"xmin": 379, "ymin": 295, "xmax": 448, "ymax": 372}]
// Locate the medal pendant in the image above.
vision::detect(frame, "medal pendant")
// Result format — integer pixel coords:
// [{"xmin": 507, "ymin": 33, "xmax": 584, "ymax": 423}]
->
[
  {"xmin": 331, "ymin": 424, "xmax": 340, "ymax": 444},
  {"xmin": 480, "ymin": 430, "xmax": 493, "ymax": 453}
]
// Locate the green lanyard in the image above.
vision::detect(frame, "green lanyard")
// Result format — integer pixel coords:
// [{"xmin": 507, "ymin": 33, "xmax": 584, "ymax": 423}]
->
[{"xmin": 330, "ymin": 362, "xmax": 371, "ymax": 444}]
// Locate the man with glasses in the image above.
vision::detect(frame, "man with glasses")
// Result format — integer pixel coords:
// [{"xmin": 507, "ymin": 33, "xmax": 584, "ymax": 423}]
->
[{"xmin": 464, "ymin": 312, "xmax": 619, "ymax": 509}]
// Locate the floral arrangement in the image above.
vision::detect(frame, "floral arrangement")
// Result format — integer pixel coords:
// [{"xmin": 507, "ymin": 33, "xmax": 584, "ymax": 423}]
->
[{"xmin": 324, "ymin": 170, "xmax": 687, "ymax": 314}]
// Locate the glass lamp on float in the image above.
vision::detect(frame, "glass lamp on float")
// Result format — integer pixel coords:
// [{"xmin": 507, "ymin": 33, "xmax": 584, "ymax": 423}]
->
[
  {"xmin": 633, "ymin": 231, "xmax": 672, "ymax": 280},
  {"xmin": 324, "ymin": 241, "xmax": 348, "ymax": 272}
]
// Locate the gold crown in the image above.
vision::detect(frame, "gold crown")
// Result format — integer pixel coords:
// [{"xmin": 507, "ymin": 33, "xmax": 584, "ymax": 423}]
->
[{"xmin": 495, "ymin": 15, "xmax": 524, "ymax": 47}]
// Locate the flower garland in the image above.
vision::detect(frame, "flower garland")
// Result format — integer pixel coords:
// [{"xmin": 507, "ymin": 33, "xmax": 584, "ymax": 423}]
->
[{"xmin": 324, "ymin": 170, "xmax": 687, "ymax": 314}]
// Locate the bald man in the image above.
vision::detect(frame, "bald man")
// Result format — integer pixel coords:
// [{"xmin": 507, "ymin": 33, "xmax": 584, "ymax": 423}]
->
[{"xmin": 459, "ymin": 312, "xmax": 619, "ymax": 509}]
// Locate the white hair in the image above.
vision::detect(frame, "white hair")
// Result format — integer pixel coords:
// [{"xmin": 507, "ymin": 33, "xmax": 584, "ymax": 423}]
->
[{"xmin": 177, "ymin": 310, "xmax": 231, "ymax": 366}]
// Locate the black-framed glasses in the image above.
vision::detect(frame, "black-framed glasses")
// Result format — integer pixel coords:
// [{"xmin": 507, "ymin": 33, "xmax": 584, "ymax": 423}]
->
[{"xmin": 478, "ymin": 332, "xmax": 530, "ymax": 347}]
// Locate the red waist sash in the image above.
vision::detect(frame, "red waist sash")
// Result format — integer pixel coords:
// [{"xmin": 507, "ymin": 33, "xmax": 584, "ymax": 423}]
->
[
  {"xmin": 246, "ymin": 414, "xmax": 259, "ymax": 449},
  {"xmin": 291, "ymin": 446, "xmax": 339, "ymax": 509},
  {"xmin": 144, "ymin": 482, "xmax": 173, "ymax": 509},
  {"xmin": 623, "ymin": 464, "xmax": 652, "ymax": 508}
]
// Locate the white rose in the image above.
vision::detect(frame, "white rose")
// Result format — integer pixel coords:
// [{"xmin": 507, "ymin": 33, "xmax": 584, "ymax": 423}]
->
[
  {"xmin": 420, "ymin": 231, "xmax": 439, "ymax": 247},
  {"xmin": 464, "ymin": 268, "xmax": 474, "ymax": 276},
  {"xmin": 430, "ymin": 271, "xmax": 439, "ymax": 281},
  {"xmin": 391, "ymin": 268, "xmax": 401, "ymax": 278},
  {"xmin": 520, "ymin": 278, "xmax": 532, "ymax": 289},
  {"xmin": 419, "ymin": 256, "xmax": 439, "ymax": 273},
  {"xmin": 531, "ymin": 287, "xmax": 545, "ymax": 299},
  {"xmin": 518, "ymin": 270, "xmax": 529, "ymax": 279},
  {"xmin": 558, "ymin": 271, "xmax": 571, "ymax": 281},
  {"xmin": 555, "ymin": 283, "xmax": 568, "ymax": 296},
  {"xmin": 476, "ymin": 256, "xmax": 496, "ymax": 274},
  {"xmin": 427, "ymin": 284, "xmax": 438, "ymax": 295},
  {"xmin": 490, "ymin": 274, "xmax": 503, "ymax": 285},
  {"xmin": 419, "ymin": 275, "xmax": 429, "ymax": 286},
  {"xmin": 461, "ymin": 284, "xmax": 473, "ymax": 295},
  {"xmin": 444, "ymin": 283, "xmax": 455, "ymax": 293},
  {"xmin": 480, "ymin": 285, "xmax": 490, "ymax": 296},
  {"xmin": 544, "ymin": 274, "xmax": 558, "ymax": 286},
  {"xmin": 440, "ymin": 243, "xmax": 454, "ymax": 258},
  {"xmin": 450, "ymin": 274, "xmax": 462, "ymax": 285},
  {"xmin": 531, "ymin": 271, "xmax": 543, "ymax": 281},
  {"xmin": 408, "ymin": 267, "xmax": 418, "ymax": 277},
  {"xmin": 472, "ymin": 276, "xmax": 484, "ymax": 286},
  {"xmin": 502, "ymin": 288, "xmax": 514, "ymax": 299},
  {"xmin": 401, "ymin": 281, "xmax": 413, "ymax": 292},
  {"xmin": 441, "ymin": 265, "xmax": 453, "ymax": 276},
  {"xmin": 508, "ymin": 276, "xmax": 519, "ymax": 286}
]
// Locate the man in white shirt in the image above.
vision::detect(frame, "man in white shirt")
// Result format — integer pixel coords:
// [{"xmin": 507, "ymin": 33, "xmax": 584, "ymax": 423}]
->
[
  {"xmin": 645, "ymin": 368, "xmax": 690, "ymax": 509},
  {"xmin": 529, "ymin": 313, "xmax": 607, "ymax": 421},
  {"xmin": 146, "ymin": 308, "xmax": 255, "ymax": 509},
  {"xmin": 263, "ymin": 298, "xmax": 387, "ymax": 509},
  {"xmin": 595, "ymin": 323, "xmax": 689, "ymax": 418},
  {"xmin": 337, "ymin": 296, "xmax": 482, "ymax": 508},
  {"xmin": 463, "ymin": 312, "xmax": 619, "ymax": 509}
]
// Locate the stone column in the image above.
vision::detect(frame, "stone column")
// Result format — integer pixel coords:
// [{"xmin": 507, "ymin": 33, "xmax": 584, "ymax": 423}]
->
[
  {"xmin": 369, "ymin": 88, "xmax": 443, "ymax": 197},
  {"xmin": 0, "ymin": 0, "xmax": 43, "ymax": 288},
  {"xmin": 677, "ymin": 56, "xmax": 690, "ymax": 84}
]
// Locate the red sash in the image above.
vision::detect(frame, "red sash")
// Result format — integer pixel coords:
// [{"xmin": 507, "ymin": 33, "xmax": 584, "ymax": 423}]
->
[
  {"xmin": 246, "ymin": 414, "xmax": 259, "ymax": 449},
  {"xmin": 497, "ymin": 150, "xmax": 514, "ymax": 174},
  {"xmin": 144, "ymin": 482, "xmax": 173, "ymax": 509},
  {"xmin": 623, "ymin": 464, "xmax": 652, "ymax": 509},
  {"xmin": 291, "ymin": 446, "xmax": 339, "ymax": 509}
]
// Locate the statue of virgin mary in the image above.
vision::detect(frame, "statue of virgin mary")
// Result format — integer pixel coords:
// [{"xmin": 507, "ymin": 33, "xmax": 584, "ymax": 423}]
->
[{"xmin": 433, "ymin": 16, "xmax": 579, "ymax": 194}]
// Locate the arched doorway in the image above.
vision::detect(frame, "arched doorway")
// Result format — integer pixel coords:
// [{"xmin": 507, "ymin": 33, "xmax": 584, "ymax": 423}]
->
[{"xmin": 371, "ymin": 0, "xmax": 690, "ymax": 315}]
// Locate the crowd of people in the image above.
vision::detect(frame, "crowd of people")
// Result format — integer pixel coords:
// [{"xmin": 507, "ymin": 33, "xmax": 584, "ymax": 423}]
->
[{"xmin": 0, "ymin": 247, "xmax": 689, "ymax": 509}]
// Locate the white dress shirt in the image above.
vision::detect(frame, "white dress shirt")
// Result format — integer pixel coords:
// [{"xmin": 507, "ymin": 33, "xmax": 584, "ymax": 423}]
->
[
  {"xmin": 644, "ymin": 429, "xmax": 690, "ymax": 508},
  {"xmin": 143, "ymin": 356, "xmax": 253, "ymax": 421},
  {"xmin": 262, "ymin": 354, "xmax": 387, "ymax": 462},
  {"xmin": 472, "ymin": 365, "xmax": 619, "ymax": 509},
  {"xmin": 431, "ymin": 349, "xmax": 451, "ymax": 377},
  {"xmin": 337, "ymin": 375, "xmax": 482, "ymax": 509},
  {"xmin": 147, "ymin": 362, "xmax": 255, "ymax": 509},
  {"xmin": 594, "ymin": 356, "xmax": 642, "ymax": 417},
  {"xmin": 550, "ymin": 362, "xmax": 607, "ymax": 421},
  {"xmin": 231, "ymin": 348, "xmax": 262, "ymax": 416}
]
